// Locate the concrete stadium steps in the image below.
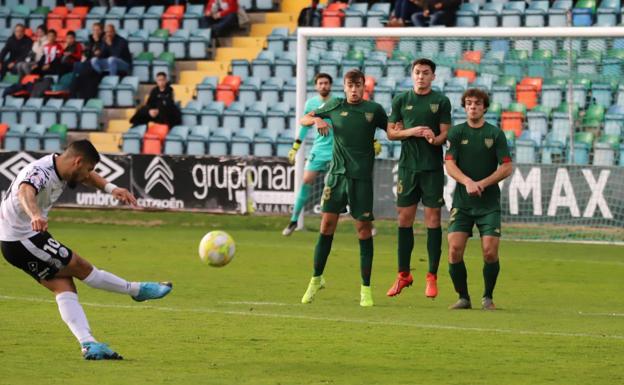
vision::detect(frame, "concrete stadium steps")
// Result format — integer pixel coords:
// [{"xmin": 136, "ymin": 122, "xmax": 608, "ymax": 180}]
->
[
  {"xmin": 281, "ymin": 0, "xmax": 312, "ymax": 14},
  {"xmin": 250, "ymin": 23, "xmax": 296, "ymax": 37}
]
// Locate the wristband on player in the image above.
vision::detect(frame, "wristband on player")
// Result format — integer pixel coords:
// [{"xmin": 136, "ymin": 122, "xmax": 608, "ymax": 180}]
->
[
  {"xmin": 292, "ymin": 140, "xmax": 301, "ymax": 150},
  {"xmin": 104, "ymin": 183, "xmax": 118, "ymax": 194}
]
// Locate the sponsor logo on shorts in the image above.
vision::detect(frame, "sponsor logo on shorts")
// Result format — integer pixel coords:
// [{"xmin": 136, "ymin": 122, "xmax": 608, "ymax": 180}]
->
[
  {"xmin": 494, "ymin": 228, "xmax": 500, "ymax": 234},
  {"xmin": 484, "ymin": 138, "xmax": 494, "ymax": 148},
  {"xmin": 363, "ymin": 212, "xmax": 371, "ymax": 217},
  {"xmin": 365, "ymin": 112, "xmax": 374, "ymax": 123},
  {"xmin": 461, "ymin": 139, "xmax": 469, "ymax": 145},
  {"xmin": 340, "ymin": 111, "xmax": 349, "ymax": 116},
  {"xmin": 430, "ymin": 104, "xmax": 439, "ymax": 113},
  {"xmin": 28, "ymin": 262, "xmax": 38, "ymax": 272},
  {"xmin": 397, "ymin": 179, "xmax": 403, "ymax": 194}
]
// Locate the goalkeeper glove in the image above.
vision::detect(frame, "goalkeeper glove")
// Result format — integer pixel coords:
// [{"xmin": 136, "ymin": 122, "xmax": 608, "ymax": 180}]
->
[
  {"xmin": 373, "ymin": 139, "xmax": 382, "ymax": 157},
  {"xmin": 288, "ymin": 140, "xmax": 301, "ymax": 165}
]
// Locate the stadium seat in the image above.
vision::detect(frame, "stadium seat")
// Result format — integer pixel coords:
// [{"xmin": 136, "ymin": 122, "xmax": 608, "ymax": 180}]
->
[
  {"xmin": 238, "ymin": 77, "xmax": 261, "ymax": 106},
  {"xmin": 116, "ymin": 76, "xmax": 139, "ymax": 107},
  {"xmin": 366, "ymin": 2, "xmax": 390, "ymax": 27},
  {"xmin": 24, "ymin": 124, "xmax": 46, "ymax": 151},
  {"xmin": 267, "ymin": 102, "xmax": 289, "ymax": 133},
  {"xmin": 196, "ymin": 76, "xmax": 218, "ymax": 106},
  {"xmin": 244, "ymin": 101, "xmax": 267, "ymax": 131},
  {"xmin": 208, "ymin": 127, "xmax": 232, "ymax": 156},
  {"xmin": 231, "ymin": 127, "xmax": 255, "ymax": 156},
  {"xmin": 275, "ymin": 51, "xmax": 296, "ymax": 80},
  {"xmin": 189, "ymin": 29, "xmax": 212, "ymax": 59},
  {"xmin": 58, "ymin": 99, "xmax": 84, "ymax": 130},
  {"xmin": 142, "ymin": 133, "xmax": 162, "ymax": 154},
  {"xmin": 0, "ymin": 122, "xmax": 7, "ymax": 147},
  {"xmin": 182, "ymin": 100, "xmax": 203, "ymax": 127},
  {"xmin": 343, "ymin": 3, "xmax": 368, "ymax": 27},
  {"xmin": 604, "ymin": 113, "xmax": 623, "ymax": 137},
  {"xmin": 548, "ymin": 0, "xmax": 573, "ymax": 27},
  {"xmin": 122, "ymin": 125, "xmax": 146, "ymax": 154},
  {"xmin": 0, "ymin": 96, "xmax": 25, "ymax": 126},
  {"xmin": 143, "ymin": 5, "xmax": 165, "ymax": 33},
  {"xmin": 515, "ymin": 139, "xmax": 538, "ymax": 164},
  {"xmin": 47, "ymin": 6, "xmax": 68, "ymax": 31},
  {"xmin": 223, "ymin": 102, "xmax": 245, "ymax": 130},
  {"xmin": 19, "ymin": 97, "xmax": 44, "ymax": 126},
  {"xmin": 39, "ymin": 98, "xmax": 63, "ymax": 127},
  {"xmin": 4, "ymin": 124, "xmax": 27, "ymax": 151},
  {"xmin": 183, "ymin": 4, "xmax": 205, "ymax": 31},
  {"xmin": 43, "ymin": 123, "xmax": 68, "ymax": 152},
  {"xmin": 147, "ymin": 29, "xmax": 169, "ymax": 57},
  {"xmin": 527, "ymin": 109, "xmax": 548, "ymax": 140},
  {"xmin": 80, "ymin": 98, "xmax": 103, "ymax": 130},
  {"xmin": 98, "ymin": 76, "xmax": 120, "ymax": 107},
  {"xmin": 593, "ymin": 134, "xmax": 619, "ymax": 166},
  {"xmin": 28, "ymin": 6, "xmax": 48, "ymax": 30},
  {"xmin": 252, "ymin": 50, "xmax": 275, "ymax": 79},
  {"xmin": 85, "ymin": 6, "xmax": 106, "ymax": 29},
  {"xmin": 524, "ymin": 0, "xmax": 549, "ymax": 27},
  {"xmin": 103, "ymin": 6, "xmax": 125, "ymax": 30},
  {"xmin": 260, "ymin": 77, "xmax": 284, "ymax": 106},
  {"xmin": 133, "ymin": 52, "xmax": 154, "ymax": 83},
  {"xmin": 162, "ymin": 5, "xmax": 184, "ymax": 33},
  {"xmin": 128, "ymin": 30, "xmax": 148, "ymax": 57},
  {"xmin": 501, "ymin": 111, "xmax": 524, "ymax": 138},
  {"xmin": 122, "ymin": 6, "xmax": 145, "ymax": 31},
  {"xmin": 164, "ymin": 125, "xmax": 189, "ymax": 155},
  {"xmin": 200, "ymin": 101, "xmax": 225, "ymax": 128},
  {"xmin": 152, "ymin": 52, "xmax": 175, "ymax": 80},
  {"xmin": 167, "ymin": 29, "xmax": 189, "ymax": 59},
  {"xmin": 591, "ymin": 83, "xmax": 613, "ymax": 108},
  {"xmin": 186, "ymin": 125, "xmax": 210, "ymax": 155},
  {"xmin": 455, "ymin": 2, "xmax": 479, "ymax": 27}
]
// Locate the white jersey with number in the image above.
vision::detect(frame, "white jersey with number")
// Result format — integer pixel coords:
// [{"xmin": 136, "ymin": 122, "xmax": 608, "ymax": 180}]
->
[{"xmin": 0, "ymin": 154, "xmax": 65, "ymax": 241}]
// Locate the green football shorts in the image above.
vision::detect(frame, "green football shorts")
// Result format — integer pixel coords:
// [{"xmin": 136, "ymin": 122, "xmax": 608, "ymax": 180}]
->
[
  {"xmin": 448, "ymin": 208, "xmax": 501, "ymax": 238},
  {"xmin": 396, "ymin": 167, "xmax": 445, "ymax": 208},
  {"xmin": 321, "ymin": 173, "xmax": 374, "ymax": 221}
]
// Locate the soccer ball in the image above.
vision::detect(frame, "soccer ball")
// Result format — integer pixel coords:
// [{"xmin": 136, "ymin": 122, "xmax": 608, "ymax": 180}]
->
[{"xmin": 198, "ymin": 231, "xmax": 236, "ymax": 267}]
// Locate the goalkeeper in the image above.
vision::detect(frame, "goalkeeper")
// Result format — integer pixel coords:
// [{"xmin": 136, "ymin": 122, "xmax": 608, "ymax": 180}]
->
[{"xmin": 282, "ymin": 73, "xmax": 335, "ymax": 236}]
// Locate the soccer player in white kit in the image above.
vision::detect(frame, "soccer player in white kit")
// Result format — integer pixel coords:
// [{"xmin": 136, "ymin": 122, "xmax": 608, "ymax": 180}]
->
[{"xmin": 0, "ymin": 140, "xmax": 173, "ymax": 360}]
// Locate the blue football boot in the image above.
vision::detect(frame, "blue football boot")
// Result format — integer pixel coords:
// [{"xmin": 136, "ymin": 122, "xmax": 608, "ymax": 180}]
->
[
  {"xmin": 81, "ymin": 342, "xmax": 123, "ymax": 360},
  {"xmin": 131, "ymin": 281, "xmax": 173, "ymax": 302}
]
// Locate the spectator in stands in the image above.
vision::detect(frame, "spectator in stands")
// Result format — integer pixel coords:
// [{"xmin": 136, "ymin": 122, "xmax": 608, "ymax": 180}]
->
[
  {"xmin": 411, "ymin": 0, "xmax": 460, "ymax": 27},
  {"xmin": 199, "ymin": 0, "xmax": 239, "ymax": 38},
  {"xmin": 298, "ymin": 0, "xmax": 322, "ymax": 27},
  {"xmin": 60, "ymin": 31, "xmax": 83, "ymax": 75},
  {"xmin": 83, "ymin": 23, "xmax": 104, "ymax": 63},
  {"xmin": 0, "ymin": 24, "xmax": 33, "ymax": 78},
  {"xmin": 90, "ymin": 24, "xmax": 132, "ymax": 76},
  {"xmin": 16, "ymin": 24, "xmax": 47, "ymax": 76},
  {"xmin": 389, "ymin": 0, "xmax": 424, "ymax": 26},
  {"xmin": 32, "ymin": 29, "xmax": 64, "ymax": 76},
  {"xmin": 130, "ymin": 72, "xmax": 182, "ymax": 128}
]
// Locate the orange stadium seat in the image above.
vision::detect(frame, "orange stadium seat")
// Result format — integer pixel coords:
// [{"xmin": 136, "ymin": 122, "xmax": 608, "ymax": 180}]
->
[
  {"xmin": 0, "ymin": 123, "xmax": 9, "ymax": 146},
  {"xmin": 47, "ymin": 6, "xmax": 69, "ymax": 31},
  {"xmin": 501, "ymin": 111, "xmax": 524, "ymax": 137},
  {"xmin": 462, "ymin": 50, "xmax": 482, "ymax": 64},
  {"xmin": 516, "ymin": 85, "xmax": 538, "ymax": 109},
  {"xmin": 142, "ymin": 134, "xmax": 162, "ymax": 154},
  {"xmin": 375, "ymin": 38, "xmax": 397, "ymax": 57},
  {"xmin": 365, "ymin": 76, "xmax": 375, "ymax": 94},
  {"xmin": 455, "ymin": 69, "xmax": 476, "ymax": 83}
]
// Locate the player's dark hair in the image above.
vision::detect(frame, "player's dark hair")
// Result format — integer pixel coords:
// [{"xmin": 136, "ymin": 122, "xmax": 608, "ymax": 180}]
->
[
  {"xmin": 37, "ymin": 24, "xmax": 47, "ymax": 34},
  {"xmin": 412, "ymin": 58, "xmax": 436, "ymax": 74},
  {"xmin": 461, "ymin": 88, "xmax": 490, "ymax": 110},
  {"xmin": 48, "ymin": 29, "xmax": 57, "ymax": 36},
  {"xmin": 14, "ymin": 23, "xmax": 25, "ymax": 30},
  {"xmin": 156, "ymin": 72, "xmax": 167, "ymax": 79},
  {"xmin": 344, "ymin": 69, "xmax": 365, "ymax": 84},
  {"xmin": 66, "ymin": 30, "xmax": 76, "ymax": 38},
  {"xmin": 66, "ymin": 140, "xmax": 100, "ymax": 165},
  {"xmin": 314, "ymin": 72, "xmax": 333, "ymax": 85}
]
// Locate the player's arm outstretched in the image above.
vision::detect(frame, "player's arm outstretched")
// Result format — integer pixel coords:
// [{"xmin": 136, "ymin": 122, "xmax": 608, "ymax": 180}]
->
[
  {"xmin": 83, "ymin": 171, "xmax": 138, "ymax": 206},
  {"xmin": 18, "ymin": 183, "xmax": 48, "ymax": 231},
  {"xmin": 300, "ymin": 111, "xmax": 330, "ymax": 136}
]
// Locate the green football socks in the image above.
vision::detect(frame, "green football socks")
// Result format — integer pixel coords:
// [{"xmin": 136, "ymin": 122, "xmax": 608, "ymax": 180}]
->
[
  {"xmin": 397, "ymin": 226, "xmax": 413, "ymax": 273},
  {"xmin": 359, "ymin": 237, "xmax": 373, "ymax": 286},
  {"xmin": 427, "ymin": 227, "xmax": 442, "ymax": 274}
]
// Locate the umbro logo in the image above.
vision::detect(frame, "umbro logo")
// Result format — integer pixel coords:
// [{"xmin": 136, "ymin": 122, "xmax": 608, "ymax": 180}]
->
[
  {"xmin": 0, "ymin": 152, "xmax": 36, "ymax": 181},
  {"xmin": 95, "ymin": 155, "xmax": 125, "ymax": 182},
  {"xmin": 144, "ymin": 156, "xmax": 174, "ymax": 195}
]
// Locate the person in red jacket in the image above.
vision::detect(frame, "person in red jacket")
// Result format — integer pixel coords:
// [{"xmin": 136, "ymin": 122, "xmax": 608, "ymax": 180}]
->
[
  {"xmin": 199, "ymin": 0, "xmax": 239, "ymax": 38},
  {"xmin": 60, "ymin": 30, "xmax": 83, "ymax": 75},
  {"xmin": 32, "ymin": 29, "xmax": 63, "ymax": 75}
]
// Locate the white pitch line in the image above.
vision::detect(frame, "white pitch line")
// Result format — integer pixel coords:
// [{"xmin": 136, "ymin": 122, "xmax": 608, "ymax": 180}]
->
[
  {"xmin": 578, "ymin": 311, "xmax": 624, "ymax": 317},
  {"xmin": 220, "ymin": 301, "xmax": 294, "ymax": 306},
  {"xmin": 1, "ymin": 295, "xmax": 622, "ymax": 341}
]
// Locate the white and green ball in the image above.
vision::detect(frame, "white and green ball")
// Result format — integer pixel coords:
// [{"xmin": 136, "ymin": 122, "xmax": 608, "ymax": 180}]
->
[{"xmin": 198, "ymin": 231, "xmax": 236, "ymax": 267}]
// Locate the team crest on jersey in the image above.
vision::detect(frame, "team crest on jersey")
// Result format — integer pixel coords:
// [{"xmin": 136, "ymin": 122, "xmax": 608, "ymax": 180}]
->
[
  {"xmin": 340, "ymin": 111, "xmax": 349, "ymax": 116},
  {"xmin": 405, "ymin": 105, "xmax": 413, "ymax": 110},
  {"xmin": 484, "ymin": 138, "xmax": 494, "ymax": 148},
  {"xmin": 365, "ymin": 112, "xmax": 374, "ymax": 122},
  {"xmin": 430, "ymin": 104, "xmax": 439, "ymax": 113},
  {"xmin": 461, "ymin": 139, "xmax": 469, "ymax": 145}
]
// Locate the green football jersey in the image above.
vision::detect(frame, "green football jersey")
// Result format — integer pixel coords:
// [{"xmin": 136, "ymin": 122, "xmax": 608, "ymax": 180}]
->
[
  {"xmin": 297, "ymin": 95, "xmax": 334, "ymax": 158},
  {"xmin": 314, "ymin": 98, "xmax": 388, "ymax": 180},
  {"xmin": 389, "ymin": 90, "xmax": 452, "ymax": 171},
  {"xmin": 445, "ymin": 121, "xmax": 512, "ymax": 214}
]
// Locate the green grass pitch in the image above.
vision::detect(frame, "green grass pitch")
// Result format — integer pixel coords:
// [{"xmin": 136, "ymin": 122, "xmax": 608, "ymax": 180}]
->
[{"xmin": 1, "ymin": 209, "xmax": 623, "ymax": 385}]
